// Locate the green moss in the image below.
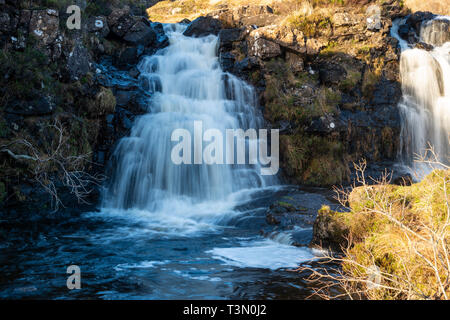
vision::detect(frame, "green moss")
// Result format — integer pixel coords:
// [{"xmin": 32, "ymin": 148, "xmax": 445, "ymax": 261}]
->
[
  {"xmin": 0, "ymin": 44, "xmax": 60, "ymax": 103},
  {"xmin": 362, "ymin": 69, "xmax": 379, "ymax": 99},
  {"xmin": 280, "ymin": 134, "xmax": 349, "ymax": 186},
  {"xmin": 340, "ymin": 70, "xmax": 362, "ymax": 92},
  {"xmin": 287, "ymin": 13, "xmax": 332, "ymax": 37}
]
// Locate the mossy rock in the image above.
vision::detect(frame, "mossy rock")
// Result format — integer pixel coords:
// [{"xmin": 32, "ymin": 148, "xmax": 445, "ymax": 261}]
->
[{"xmin": 311, "ymin": 205, "xmax": 350, "ymax": 250}]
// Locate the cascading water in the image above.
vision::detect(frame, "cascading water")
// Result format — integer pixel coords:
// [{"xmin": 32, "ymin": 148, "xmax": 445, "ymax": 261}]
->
[
  {"xmin": 392, "ymin": 17, "xmax": 450, "ymax": 171},
  {"xmin": 102, "ymin": 24, "xmax": 274, "ymax": 233},
  {"xmin": 0, "ymin": 23, "xmax": 342, "ymax": 300}
]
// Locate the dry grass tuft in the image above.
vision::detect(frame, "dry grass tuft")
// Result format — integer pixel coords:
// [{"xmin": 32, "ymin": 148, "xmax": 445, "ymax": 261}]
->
[
  {"xmin": 404, "ymin": 0, "xmax": 449, "ymax": 16},
  {"xmin": 296, "ymin": 148, "xmax": 450, "ymax": 300}
]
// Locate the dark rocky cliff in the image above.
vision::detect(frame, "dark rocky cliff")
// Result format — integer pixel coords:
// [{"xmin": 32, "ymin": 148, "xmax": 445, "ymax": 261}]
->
[
  {"xmin": 212, "ymin": 1, "xmax": 407, "ymax": 186},
  {"xmin": 0, "ymin": 0, "xmax": 167, "ymax": 215}
]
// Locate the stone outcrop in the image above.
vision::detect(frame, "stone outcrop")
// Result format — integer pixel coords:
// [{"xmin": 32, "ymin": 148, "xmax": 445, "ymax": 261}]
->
[
  {"xmin": 216, "ymin": 1, "xmax": 407, "ymax": 186},
  {"xmin": 0, "ymin": 1, "xmax": 167, "ymax": 213},
  {"xmin": 183, "ymin": 16, "xmax": 223, "ymax": 37}
]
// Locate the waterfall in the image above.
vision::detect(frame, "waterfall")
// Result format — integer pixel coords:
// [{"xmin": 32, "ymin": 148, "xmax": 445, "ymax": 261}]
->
[
  {"xmin": 393, "ymin": 17, "xmax": 450, "ymax": 171},
  {"xmin": 102, "ymin": 24, "xmax": 273, "ymax": 214}
]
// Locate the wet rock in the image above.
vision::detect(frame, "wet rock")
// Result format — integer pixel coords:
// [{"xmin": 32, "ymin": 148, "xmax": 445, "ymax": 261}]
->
[
  {"xmin": 151, "ymin": 22, "xmax": 169, "ymax": 49},
  {"xmin": 123, "ymin": 20, "xmax": 156, "ymax": 46},
  {"xmin": 114, "ymin": 47, "xmax": 141, "ymax": 69},
  {"xmin": 219, "ymin": 52, "xmax": 235, "ymax": 72},
  {"xmin": 420, "ymin": 18, "xmax": 450, "ymax": 46},
  {"xmin": 115, "ymin": 90, "xmax": 138, "ymax": 107},
  {"xmin": 406, "ymin": 11, "xmax": 436, "ymax": 34},
  {"xmin": 29, "ymin": 9, "xmax": 59, "ymax": 45},
  {"xmin": 219, "ymin": 28, "xmax": 244, "ymax": 48},
  {"xmin": 128, "ymin": 67, "xmax": 140, "ymax": 79},
  {"xmin": 414, "ymin": 42, "xmax": 434, "ymax": 51},
  {"xmin": 179, "ymin": 18, "xmax": 191, "ymax": 24},
  {"xmin": 266, "ymin": 213, "xmax": 280, "ymax": 225},
  {"xmin": 398, "ymin": 23, "xmax": 410, "ymax": 40},
  {"xmin": 234, "ymin": 57, "xmax": 259, "ymax": 73},
  {"xmin": 183, "ymin": 16, "xmax": 223, "ymax": 37}
]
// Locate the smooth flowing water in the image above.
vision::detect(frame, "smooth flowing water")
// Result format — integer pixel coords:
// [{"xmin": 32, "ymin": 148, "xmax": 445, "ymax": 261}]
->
[
  {"xmin": 393, "ymin": 17, "xmax": 450, "ymax": 172},
  {"xmin": 0, "ymin": 24, "xmax": 329, "ymax": 299}
]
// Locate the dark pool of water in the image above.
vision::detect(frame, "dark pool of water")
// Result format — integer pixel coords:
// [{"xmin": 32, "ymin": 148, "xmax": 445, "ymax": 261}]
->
[{"xmin": 0, "ymin": 186, "xmax": 336, "ymax": 300}]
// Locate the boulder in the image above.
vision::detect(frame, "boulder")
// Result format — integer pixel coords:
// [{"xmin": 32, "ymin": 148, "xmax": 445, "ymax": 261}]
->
[
  {"xmin": 218, "ymin": 28, "xmax": 244, "ymax": 48},
  {"xmin": 306, "ymin": 38, "xmax": 326, "ymax": 55},
  {"xmin": 151, "ymin": 22, "xmax": 169, "ymax": 49},
  {"xmin": 332, "ymin": 12, "xmax": 363, "ymax": 27},
  {"xmin": 29, "ymin": 9, "xmax": 59, "ymax": 45},
  {"xmin": 183, "ymin": 16, "xmax": 222, "ymax": 37},
  {"xmin": 108, "ymin": 8, "xmax": 135, "ymax": 38},
  {"xmin": 114, "ymin": 47, "xmax": 141, "ymax": 69},
  {"xmin": 249, "ymin": 37, "xmax": 281, "ymax": 59},
  {"xmin": 249, "ymin": 25, "xmax": 306, "ymax": 54},
  {"xmin": 87, "ymin": 16, "xmax": 110, "ymax": 37},
  {"xmin": 310, "ymin": 206, "xmax": 349, "ymax": 251},
  {"xmin": 123, "ymin": 20, "xmax": 156, "ymax": 46},
  {"xmin": 319, "ymin": 62, "xmax": 347, "ymax": 86}
]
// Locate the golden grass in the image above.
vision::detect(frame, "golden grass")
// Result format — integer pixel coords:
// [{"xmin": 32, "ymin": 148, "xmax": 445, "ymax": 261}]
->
[
  {"xmin": 404, "ymin": 0, "xmax": 450, "ymax": 16},
  {"xmin": 299, "ymin": 158, "xmax": 450, "ymax": 300},
  {"xmin": 147, "ymin": 0, "xmax": 270, "ymax": 22},
  {"xmin": 146, "ymin": 0, "xmax": 324, "ymax": 23}
]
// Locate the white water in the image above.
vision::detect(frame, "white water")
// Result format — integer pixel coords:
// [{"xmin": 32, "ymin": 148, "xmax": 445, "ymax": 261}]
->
[
  {"xmin": 209, "ymin": 239, "xmax": 315, "ymax": 270},
  {"xmin": 99, "ymin": 24, "xmax": 315, "ymax": 270},
  {"xmin": 103, "ymin": 24, "xmax": 272, "ymax": 214},
  {"xmin": 393, "ymin": 17, "xmax": 450, "ymax": 172}
]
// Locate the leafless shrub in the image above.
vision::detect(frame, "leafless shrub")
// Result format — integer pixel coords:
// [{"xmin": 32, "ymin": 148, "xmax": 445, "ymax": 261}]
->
[
  {"xmin": 295, "ymin": 147, "xmax": 450, "ymax": 300},
  {"xmin": 0, "ymin": 119, "xmax": 104, "ymax": 211}
]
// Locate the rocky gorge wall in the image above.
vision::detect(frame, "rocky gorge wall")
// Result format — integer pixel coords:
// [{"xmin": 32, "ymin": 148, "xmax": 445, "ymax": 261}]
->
[
  {"xmin": 0, "ymin": 0, "xmax": 168, "ymax": 215},
  {"xmin": 208, "ymin": 1, "xmax": 407, "ymax": 186}
]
